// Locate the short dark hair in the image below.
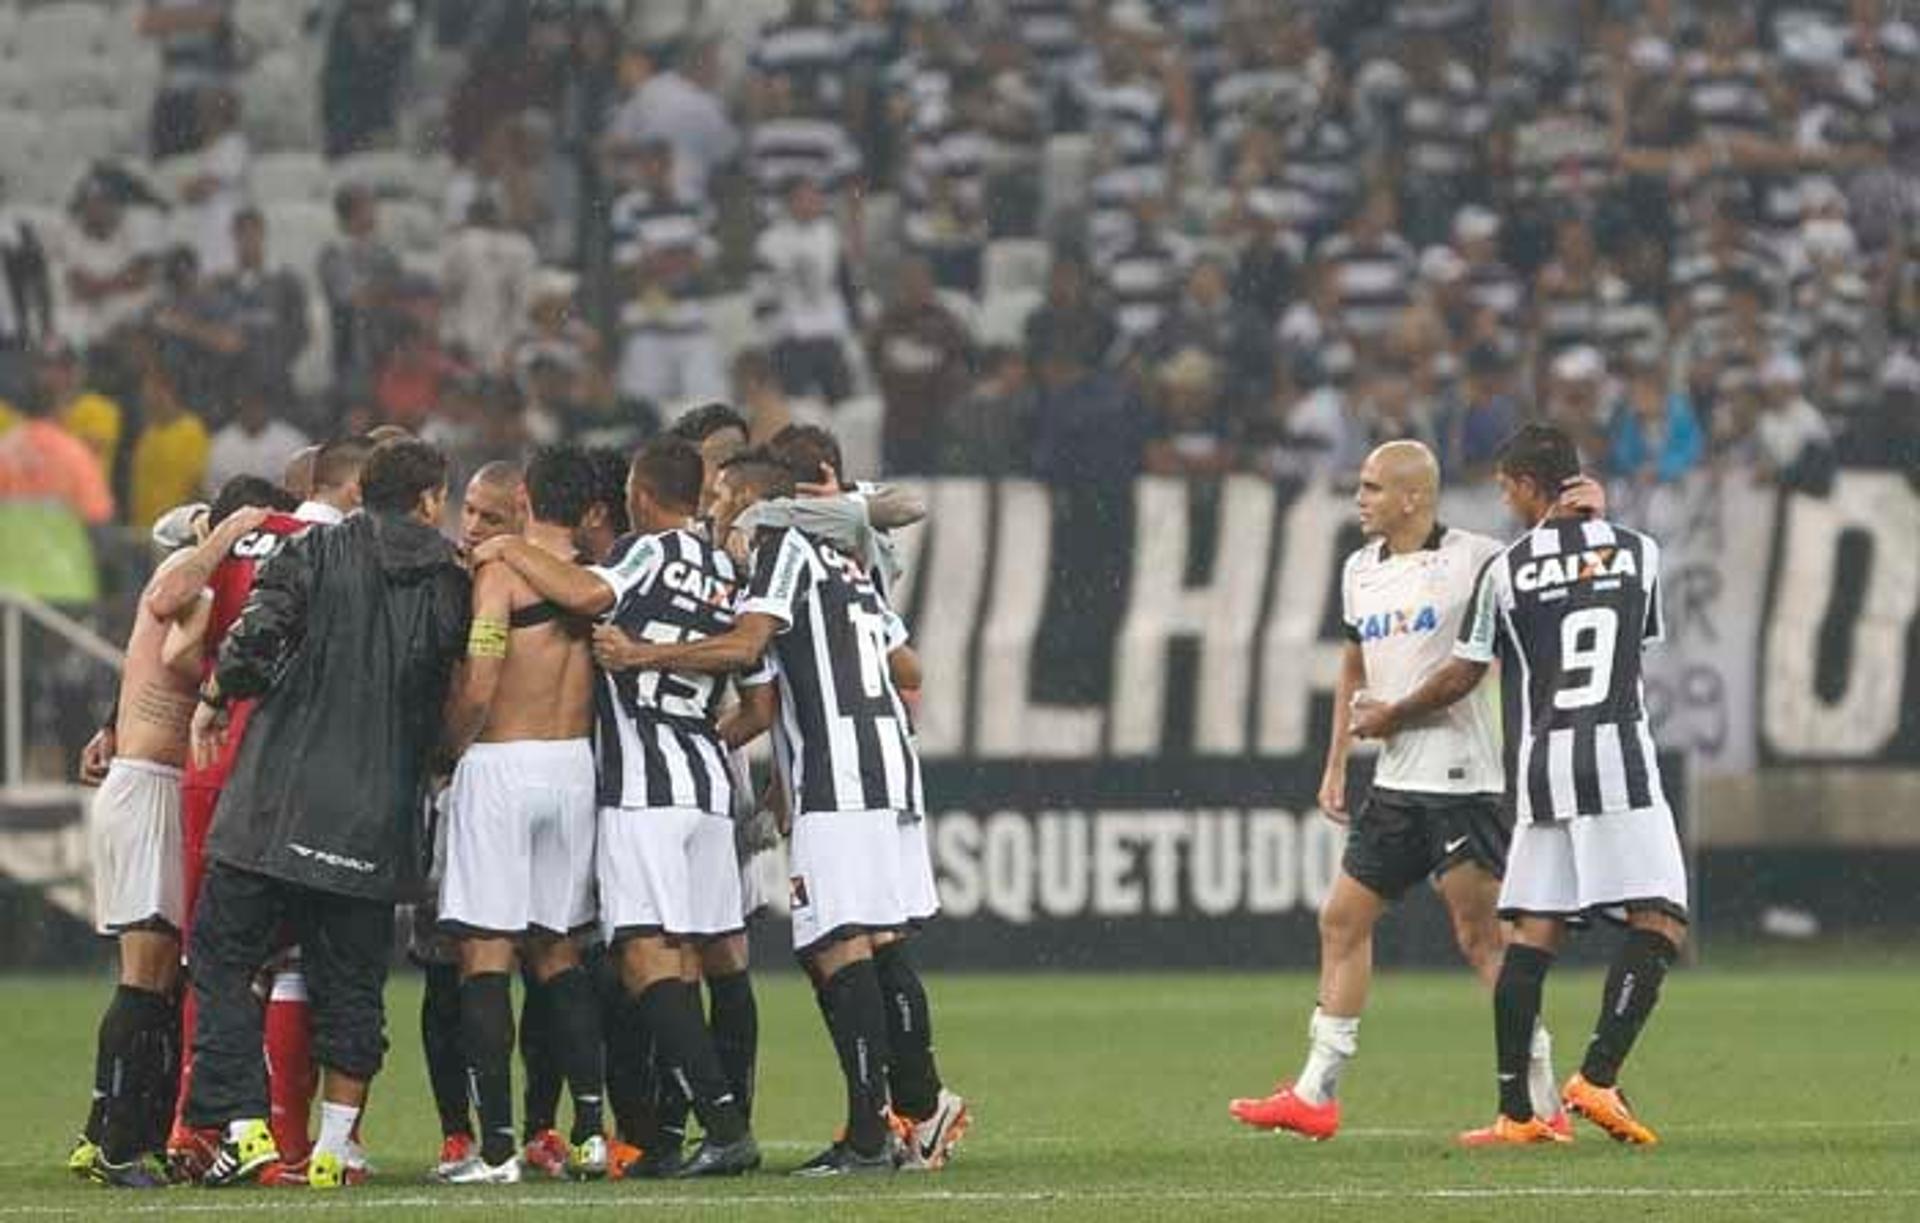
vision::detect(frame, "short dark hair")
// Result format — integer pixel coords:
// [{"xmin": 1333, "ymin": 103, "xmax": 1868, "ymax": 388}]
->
[
  {"xmin": 209, "ymin": 475, "xmax": 298, "ymax": 527},
  {"xmin": 719, "ymin": 447, "xmax": 798, "ymax": 505},
  {"xmin": 523, "ymin": 445, "xmax": 596, "ymax": 528},
  {"xmin": 585, "ymin": 446, "xmax": 632, "ymax": 535},
  {"xmin": 628, "ymin": 436, "xmax": 704, "ymax": 514},
  {"xmin": 1495, "ymin": 423, "xmax": 1581, "ymax": 497},
  {"xmin": 332, "ymin": 184, "xmax": 371, "ymax": 224},
  {"xmin": 668, "ymin": 402, "xmax": 751, "ymax": 445},
  {"xmin": 361, "ymin": 438, "xmax": 449, "ymax": 513},
  {"xmin": 766, "ymin": 424, "xmax": 844, "ymax": 487},
  {"xmin": 312, "ymin": 435, "xmax": 375, "ymax": 493}
]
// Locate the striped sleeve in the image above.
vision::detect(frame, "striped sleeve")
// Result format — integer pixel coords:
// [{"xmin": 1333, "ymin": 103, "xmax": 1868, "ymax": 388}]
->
[
  {"xmin": 740, "ymin": 528, "xmax": 812, "ymax": 630},
  {"xmin": 1453, "ymin": 552, "xmax": 1505, "ymax": 664},
  {"xmin": 590, "ymin": 534, "xmax": 664, "ymax": 606},
  {"xmin": 1639, "ymin": 532, "xmax": 1665, "ymax": 647}
]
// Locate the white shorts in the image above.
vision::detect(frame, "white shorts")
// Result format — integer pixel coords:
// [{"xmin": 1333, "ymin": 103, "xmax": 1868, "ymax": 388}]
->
[
  {"xmin": 91, "ymin": 759, "xmax": 185, "ymax": 935},
  {"xmin": 598, "ymin": 806, "xmax": 744, "ymax": 941},
  {"xmin": 740, "ymin": 845, "xmax": 777, "ymax": 921},
  {"xmin": 1498, "ymin": 803, "xmax": 1690, "ymax": 925},
  {"xmin": 789, "ymin": 809, "xmax": 936, "ymax": 955},
  {"xmin": 440, "ymin": 740, "xmax": 597, "ymax": 937},
  {"xmin": 897, "ymin": 814, "xmax": 940, "ymax": 925}
]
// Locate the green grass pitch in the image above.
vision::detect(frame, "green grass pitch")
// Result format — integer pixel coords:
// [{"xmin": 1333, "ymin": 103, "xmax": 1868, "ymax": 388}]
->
[{"xmin": 3, "ymin": 961, "xmax": 1915, "ymax": 1220}]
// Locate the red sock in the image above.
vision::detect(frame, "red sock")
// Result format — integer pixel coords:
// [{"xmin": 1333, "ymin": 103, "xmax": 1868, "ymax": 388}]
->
[
  {"xmin": 264, "ymin": 972, "xmax": 316, "ymax": 1163},
  {"xmin": 170, "ymin": 987, "xmax": 199, "ymax": 1142}
]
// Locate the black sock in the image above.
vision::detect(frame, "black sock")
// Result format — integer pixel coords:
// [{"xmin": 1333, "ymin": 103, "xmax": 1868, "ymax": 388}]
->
[
  {"xmin": 602, "ymin": 988, "xmax": 658, "ymax": 1148},
  {"xmin": 542, "ymin": 968, "xmax": 607, "ymax": 1143},
  {"xmin": 83, "ymin": 1026, "xmax": 111, "ymax": 1145},
  {"xmin": 518, "ymin": 970, "xmax": 562, "ymax": 1140},
  {"xmin": 1580, "ymin": 929, "xmax": 1679, "ymax": 1088},
  {"xmin": 705, "ymin": 971, "xmax": 758, "ymax": 1125},
  {"xmin": 141, "ymin": 990, "xmax": 181, "ymax": 1155},
  {"xmin": 1494, "ymin": 945, "xmax": 1554, "ymax": 1121},
  {"xmin": 422, "ymin": 964, "xmax": 472, "ymax": 1138},
  {"xmin": 822, "ymin": 960, "xmax": 892, "ymax": 1156},
  {"xmin": 635, "ymin": 980, "xmax": 746, "ymax": 1145},
  {"xmin": 97, "ymin": 985, "xmax": 173, "ymax": 1163},
  {"xmin": 874, "ymin": 944, "xmax": 941, "ymax": 1121},
  {"xmin": 460, "ymin": 973, "xmax": 516, "ymax": 1165}
]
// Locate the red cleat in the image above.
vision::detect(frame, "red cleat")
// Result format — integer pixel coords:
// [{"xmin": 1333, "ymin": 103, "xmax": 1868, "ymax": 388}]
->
[
  {"xmin": 1547, "ymin": 1111, "xmax": 1575, "ymax": 1141},
  {"xmin": 1228, "ymin": 1084, "xmax": 1341, "ymax": 1140},
  {"xmin": 522, "ymin": 1129, "xmax": 570, "ymax": 1179},
  {"xmin": 435, "ymin": 1133, "xmax": 474, "ymax": 1179},
  {"xmin": 258, "ymin": 1158, "xmax": 310, "ymax": 1188},
  {"xmin": 165, "ymin": 1124, "xmax": 221, "ymax": 1183}
]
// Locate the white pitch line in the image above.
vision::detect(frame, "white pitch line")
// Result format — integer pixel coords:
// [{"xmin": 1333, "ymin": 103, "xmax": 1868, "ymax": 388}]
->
[{"xmin": 6, "ymin": 1185, "xmax": 1920, "ymax": 1216}]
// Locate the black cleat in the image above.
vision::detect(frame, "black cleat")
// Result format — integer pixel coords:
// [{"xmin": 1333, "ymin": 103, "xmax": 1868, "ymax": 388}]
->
[
  {"xmin": 670, "ymin": 1134, "xmax": 761, "ymax": 1178},
  {"xmin": 789, "ymin": 1137, "xmax": 897, "ymax": 1178}
]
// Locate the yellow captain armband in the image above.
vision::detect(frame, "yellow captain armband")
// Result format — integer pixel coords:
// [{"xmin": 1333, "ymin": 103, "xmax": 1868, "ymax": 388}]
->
[{"xmin": 468, "ymin": 616, "xmax": 509, "ymax": 659}]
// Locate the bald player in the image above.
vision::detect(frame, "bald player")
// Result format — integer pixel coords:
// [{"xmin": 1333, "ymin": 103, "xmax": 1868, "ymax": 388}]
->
[
  {"xmin": 1230, "ymin": 443, "xmax": 1603, "ymax": 1142},
  {"xmin": 460, "ymin": 462, "xmax": 525, "ymax": 554},
  {"xmin": 282, "ymin": 447, "xmax": 320, "ymax": 503}
]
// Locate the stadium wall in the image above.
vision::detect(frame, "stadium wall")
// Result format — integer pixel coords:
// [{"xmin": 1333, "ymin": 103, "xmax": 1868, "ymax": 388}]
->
[{"xmin": 3, "ymin": 469, "xmax": 1916, "ymax": 967}]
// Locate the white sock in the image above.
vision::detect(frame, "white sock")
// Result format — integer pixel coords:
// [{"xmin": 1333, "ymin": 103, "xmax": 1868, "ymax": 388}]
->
[
  {"xmin": 1294, "ymin": 1009, "xmax": 1360, "ymax": 1106},
  {"xmin": 1528, "ymin": 1023, "xmax": 1559, "ymax": 1119},
  {"xmin": 315, "ymin": 1101, "xmax": 360, "ymax": 1162},
  {"xmin": 227, "ymin": 1118, "xmax": 262, "ymax": 1143}
]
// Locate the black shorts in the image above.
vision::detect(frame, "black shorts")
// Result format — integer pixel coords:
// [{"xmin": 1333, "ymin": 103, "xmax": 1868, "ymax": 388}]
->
[{"xmin": 1342, "ymin": 790, "xmax": 1511, "ymax": 902}]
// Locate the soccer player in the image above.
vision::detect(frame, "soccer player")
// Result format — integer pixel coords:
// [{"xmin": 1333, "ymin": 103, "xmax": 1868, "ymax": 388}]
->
[
  {"xmin": 1230, "ymin": 441, "xmax": 1569, "ymax": 1140},
  {"xmin": 596, "ymin": 449, "xmax": 964, "ymax": 1177},
  {"xmin": 436, "ymin": 446, "xmax": 609, "ymax": 1184},
  {"xmin": 158, "ymin": 436, "xmax": 372, "ymax": 1182},
  {"xmin": 1353, "ymin": 423, "xmax": 1688, "ymax": 1147},
  {"xmin": 68, "ymin": 481, "xmax": 281, "ymax": 1188},
  {"xmin": 476, "ymin": 436, "xmax": 764, "ymax": 1179},
  {"xmin": 417, "ymin": 460, "xmax": 526, "ymax": 1176}
]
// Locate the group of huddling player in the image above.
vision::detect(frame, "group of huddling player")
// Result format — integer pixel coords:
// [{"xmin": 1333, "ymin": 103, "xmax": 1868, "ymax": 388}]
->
[{"xmin": 68, "ymin": 407, "xmax": 967, "ymax": 1190}]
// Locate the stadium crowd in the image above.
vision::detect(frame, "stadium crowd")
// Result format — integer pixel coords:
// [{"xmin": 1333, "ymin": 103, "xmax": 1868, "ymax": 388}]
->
[{"xmin": 6, "ymin": 0, "xmax": 1920, "ymax": 537}]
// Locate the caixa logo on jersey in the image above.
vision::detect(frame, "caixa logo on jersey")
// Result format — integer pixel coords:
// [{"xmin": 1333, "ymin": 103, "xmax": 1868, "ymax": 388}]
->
[
  {"xmin": 1356, "ymin": 604, "xmax": 1439, "ymax": 642},
  {"xmin": 1513, "ymin": 546, "xmax": 1637, "ymax": 594}
]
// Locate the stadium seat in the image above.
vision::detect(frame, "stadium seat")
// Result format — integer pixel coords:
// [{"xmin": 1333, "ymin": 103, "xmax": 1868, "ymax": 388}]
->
[
  {"xmin": 232, "ymin": 0, "xmax": 304, "ymax": 57},
  {"xmin": 43, "ymin": 106, "xmax": 134, "ymax": 168},
  {"xmin": 13, "ymin": 3, "xmax": 107, "ymax": 62},
  {"xmin": 241, "ymin": 51, "xmax": 316, "ymax": 151},
  {"xmin": 860, "ymin": 191, "xmax": 899, "ymax": 269},
  {"xmin": 0, "ymin": 113, "xmax": 44, "ymax": 187},
  {"xmin": 984, "ymin": 239, "xmax": 1050, "ymax": 298},
  {"xmin": 936, "ymin": 289, "xmax": 982, "ymax": 336},
  {"xmin": 823, "ymin": 393, "xmax": 884, "ymax": 481},
  {"xmin": 250, "ymin": 150, "xmax": 329, "ymax": 203},
  {"xmin": 380, "ymin": 198, "xmax": 440, "ymax": 253},
  {"xmin": 706, "ymin": 291, "xmax": 756, "ymax": 365},
  {"xmin": 39, "ymin": 59, "xmax": 124, "ymax": 112},
  {"xmin": 330, "ymin": 148, "xmax": 449, "ymax": 204},
  {"xmin": 977, "ymin": 288, "xmax": 1041, "ymax": 346}
]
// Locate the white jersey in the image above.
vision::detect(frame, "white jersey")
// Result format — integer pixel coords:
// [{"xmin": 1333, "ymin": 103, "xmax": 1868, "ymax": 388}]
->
[{"xmin": 1341, "ymin": 524, "xmax": 1503, "ymax": 796}]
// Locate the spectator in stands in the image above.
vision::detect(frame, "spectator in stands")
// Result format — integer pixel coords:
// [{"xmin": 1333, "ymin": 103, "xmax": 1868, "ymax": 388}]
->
[
  {"xmin": 753, "ymin": 178, "xmax": 860, "ymax": 405},
  {"xmin": 1245, "ymin": 352, "xmax": 1354, "ymax": 484},
  {"xmin": 732, "ymin": 347, "xmax": 794, "ymax": 443},
  {"xmin": 1028, "ymin": 309, "xmax": 1149, "ymax": 486},
  {"xmin": 128, "ymin": 349, "xmax": 210, "ymax": 528},
  {"xmin": 374, "ymin": 286, "xmax": 465, "ymax": 434},
  {"xmin": 1546, "ymin": 344, "xmax": 1613, "ymax": 464},
  {"xmin": 605, "ymin": 38, "xmax": 739, "ymax": 203},
  {"xmin": 506, "ymin": 269, "xmax": 607, "ymax": 415},
  {"xmin": 1432, "ymin": 343, "xmax": 1517, "ymax": 483},
  {"xmin": 1315, "ymin": 180, "xmax": 1418, "ymax": 347},
  {"xmin": 974, "ymin": 27, "xmax": 1047, "ymax": 238},
  {"xmin": 938, "ymin": 344, "xmax": 1031, "ymax": 475},
  {"xmin": 445, "ymin": 116, "xmax": 551, "ymax": 246},
  {"xmin": 1607, "ymin": 350, "xmax": 1704, "ymax": 486},
  {"xmin": 1, "ymin": 199, "xmax": 52, "ymax": 353},
  {"xmin": 746, "ymin": 77, "xmax": 865, "ymax": 223},
  {"xmin": 147, "ymin": 245, "xmax": 245, "ymax": 418},
  {"xmin": 1754, "ymin": 351, "xmax": 1835, "ymax": 489},
  {"xmin": 0, "ymin": 356, "xmax": 115, "ymax": 525},
  {"xmin": 39, "ymin": 342, "xmax": 123, "ymax": 478},
  {"xmin": 1102, "ymin": 195, "xmax": 1190, "ymax": 354},
  {"xmin": 557, "ymin": 7, "xmax": 624, "ymax": 267},
  {"xmin": 140, "ymin": 1, "xmax": 237, "ymax": 158},
  {"xmin": 173, "ymin": 88, "xmax": 249, "ymax": 277},
  {"xmin": 1788, "ymin": 195, "xmax": 1875, "ymax": 423},
  {"xmin": 319, "ymin": 185, "xmax": 404, "ymax": 397},
  {"xmin": 869, "ymin": 257, "xmax": 974, "ymax": 474},
  {"xmin": 1143, "ymin": 347, "xmax": 1236, "ymax": 476},
  {"xmin": 441, "ymin": 196, "xmax": 538, "ymax": 372},
  {"xmin": 1451, "ymin": 206, "xmax": 1524, "ymax": 360},
  {"xmin": 1026, "ymin": 250, "xmax": 1118, "ymax": 373},
  {"xmin": 900, "ymin": 70, "xmax": 993, "ymax": 296},
  {"xmin": 204, "ymin": 369, "xmax": 311, "ymax": 494},
  {"xmin": 607, "ymin": 139, "xmax": 726, "ymax": 419},
  {"xmin": 321, "ymin": 0, "xmax": 416, "ymax": 159},
  {"xmin": 205, "ymin": 208, "xmax": 310, "ymax": 403},
  {"xmin": 445, "ymin": 0, "xmax": 568, "ymax": 165},
  {"xmin": 1146, "ymin": 255, "xmax": 1272, "ymax": 393},
  {"xmin": 54, "ymin": 173, "xmax": 164, "ymax": 352},
  {"xmin": 749, "ymin": 0, "xmax": 853, "ymax": 117},
  {"xmin": 1352, "ymin": 341, "xmax": 1438, "ymax": 457}
]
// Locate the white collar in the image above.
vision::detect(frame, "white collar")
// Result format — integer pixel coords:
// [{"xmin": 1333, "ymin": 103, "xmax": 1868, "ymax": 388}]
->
[{"xmin": 295, "ymin": 500, "xmax": 346, "ymax": 525}]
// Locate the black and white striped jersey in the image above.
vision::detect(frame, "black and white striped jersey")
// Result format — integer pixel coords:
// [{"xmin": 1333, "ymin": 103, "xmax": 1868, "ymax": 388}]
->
[
  {"xmin": 740, "ymin": 527, "xmax": 924, "ymax": 818},
  {"xmin": 746, "ymin": 117, "xmax": 864, "ymax": 217},
  {"xmin": 1456, "ymin": 517, "xmax": 1668, "ymax": 823},
  {"xmin": 1317, "ymin": 231, "xmax": 1418, "ymax": 342},
  {"xmin": 608, "ymin": 187, "xmax": 718, "ymax": 334},
  {"xmin": 750, "ymin": 17, "xmax": 852, "ymax": 108},
  {"xmin": 590, "ymin": 529, "xmax": 753, "ymax": 816}
]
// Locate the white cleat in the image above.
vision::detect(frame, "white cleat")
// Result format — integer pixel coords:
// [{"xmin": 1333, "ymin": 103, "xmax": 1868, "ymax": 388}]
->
[
  {"xmin": 898, "ymin": 1090, "xmax": 970, "ymax": 1171},
  {"xmin": 435, "ymin": 1154, "xmax": 522, "ymax": 1185},
  {"xmin": 567, "ymin": 1134, "xmax": 609, "ymax": 1180}
]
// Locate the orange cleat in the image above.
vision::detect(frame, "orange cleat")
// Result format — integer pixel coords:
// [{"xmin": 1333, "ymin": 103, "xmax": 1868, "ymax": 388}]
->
[
  {"xmin": 434, "ymin": 1133, "xmax": 474, "ymax": 1179},
  {"xmin": 1563, "ymin": 1074, "xmax": 1659, "ymax": 1146},
  {"xmin": 1228, "ymin": 1084, "xmax": 1340, "ymax": 1141},
  {"xmin": 1458, "ymin": 1114, "xmax": 1574, "ymax": 1147},
  {"xmin": 604, "ymin": 1138, "xmax": 644, "ymax": 1181},
  {"xmin": 1547, "ymin": 1111, "xmax": 1575, "ymax": 1141},
  {"xmin": 522, "ymin": 1129, "xmax": 570, "ymax": 1179},
  {"xmin": 258, "ymin": 1158, "xmax": 310, "ymax": 1188}
]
